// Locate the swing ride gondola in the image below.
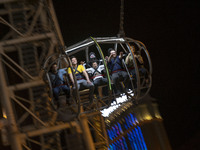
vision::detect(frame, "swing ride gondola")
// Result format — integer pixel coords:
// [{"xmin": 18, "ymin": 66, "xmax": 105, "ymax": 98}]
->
[
  {"xmin": 42, "ymin": 36, "xmax": 152, "ymax": 115},
  {"xmin": 42, "ymin": 0, "xmax": 152, "ymax": 116}
]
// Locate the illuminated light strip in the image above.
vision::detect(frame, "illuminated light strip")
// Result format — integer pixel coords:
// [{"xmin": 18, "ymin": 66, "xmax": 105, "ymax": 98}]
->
[
  {"xmin": 107, "ymin": 117, "xmax": 152, "ymax": 149},
  {"xmin": 101, "ymin": 93, "xmax": 130, "ymax": 117},
  {"xmin": 3, "ymin": 112, "xmax": 7, "ymax": 119}
]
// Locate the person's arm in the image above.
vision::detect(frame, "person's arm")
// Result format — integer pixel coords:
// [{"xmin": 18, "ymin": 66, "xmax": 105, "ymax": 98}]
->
[
  {"xmin": 119, "ymin": 51, "xmax": 123, "ymax": 59},
  {"xmin": 83, "ymin": 70, "xmax": 92, "ymax": 84},
  {"xmin": 104, "ymin": 56, "xmax": 108, "ymax": 65},
  {"xmin": 58, "ymin": 69, "xmax": 67, "ymax": 81},
  {"xmin": 125, "ymin": 53, "xmax": 131, "ymax": 65},
  {"xmin": 107, "ymin": 53, "xmax": 113, "ymax": 62},
  {"xmin": 68, "ymin": 68, "xmax": 75, "ymax": 85},
  {"xmin": 68, "ymin": 73, "xmax": 74, "ymax": 84},
  {"xmin": 136, "ymin": 55, "xmax": 144, "ymax": 64}
]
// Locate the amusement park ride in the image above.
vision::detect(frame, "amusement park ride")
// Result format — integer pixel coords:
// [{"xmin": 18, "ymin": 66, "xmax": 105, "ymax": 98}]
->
[{"xmin": 0, "ymin": 0, "xmax": 171, "ymax": 150}]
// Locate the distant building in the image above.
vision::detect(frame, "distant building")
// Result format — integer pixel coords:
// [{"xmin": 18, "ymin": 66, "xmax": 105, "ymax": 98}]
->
[{"xmin": 105, "ymin": 94, "xmax": 172, "ymax": 150}]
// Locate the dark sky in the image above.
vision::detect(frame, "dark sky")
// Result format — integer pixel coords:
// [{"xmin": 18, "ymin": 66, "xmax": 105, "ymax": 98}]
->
[{"xmin": 53, "ymin": 1, "xmax": 200, "ymax": 149}]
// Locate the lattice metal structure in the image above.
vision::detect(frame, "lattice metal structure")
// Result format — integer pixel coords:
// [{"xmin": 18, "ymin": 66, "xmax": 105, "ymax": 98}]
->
[{"xmin": 0, "ymin": 0, "xmax": 100, "ymax": 150}]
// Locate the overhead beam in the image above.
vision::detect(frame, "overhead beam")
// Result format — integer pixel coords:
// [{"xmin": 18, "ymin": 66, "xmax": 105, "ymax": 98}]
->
[
  {"xmin": 9, "ymin": 80, "xmax": 44, "ymax": 91},
  {"xmin": 0, "ymin": 0, "xmax": 17, "ymax": 4},
  {"xmin": 23, "ymin": 121, "xmax": 81, "ymax": 137},
  {"xmin": 0, "ymin": 32, "xmax": 54, "ymax": 47}
]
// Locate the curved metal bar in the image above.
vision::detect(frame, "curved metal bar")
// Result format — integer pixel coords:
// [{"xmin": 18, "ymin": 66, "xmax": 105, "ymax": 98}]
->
[
  {"xmin": 45, "ymin": 57, "xmax": 59, "ymax": 73},
  {"xmin": 124, "ymin": 37, "xmax": 152, "ymax": 100},
  {"xmin": 42, "ymin": 53, "xmax": 60, "ymax": 70},
  {"xmin": 64, "ymin": 54, "xmax": 81, "ymax": 116},
  {"xmin": 133, "ymin": 40, "xmax": 152, "ymax": 99},
  {"xmin": 90, "ymin": 36, "xmax": 113, "ymax": 108},
  {"xmin": 121, "ymin": 58, "xmax": 135, "ymax": 95},
  {"xmin": 42, "ymin": 54, "xmax": 80, "ymax": 114},
  {"xmin": 44, "ymin": 72, "xmax": 57, "ymax": 110},
  {"xmin": 136, "ymin": 40, "xmax": 153, "ymax": 75},
  {"xmin": 43, "ymin": 56, "xmax": 66, "ymax": 105},
  {"xmin": 125, "ymin": 42, "xmax": 141, "ymax": 100},
  {"xmin": 45, "ymin": 73, "xmax": 53, "ymax": 98},
  {"xmin": 136, "ymin": 41, "xmax": 152, "ymax": 100},
  {"xmin": 90, "ymin": 36, "xmax": 112, "ymax": 91},
  {"xmin": 125, "ymin": 38, "xmax": 152, "ymax": 73}
]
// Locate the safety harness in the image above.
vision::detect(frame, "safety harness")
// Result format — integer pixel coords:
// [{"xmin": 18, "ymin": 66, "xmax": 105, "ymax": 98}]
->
[
  {"xmin": 110, "ymin": 57, "xmax": 125, "ymax": 74},
  {"xmin": 74, "ymin": 65, "xmax": 85, "ymax": 80},
  {"xmin": 51, "ymin": 72, "xmax": 67, "ymax": 88},
  {"xmin": 90, "ymin": 65, "xmax": 104, "ymax": 80}
]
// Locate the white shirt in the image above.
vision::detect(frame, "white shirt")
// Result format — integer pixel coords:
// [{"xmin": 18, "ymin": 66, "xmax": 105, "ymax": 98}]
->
[{"xmin": 86, "ymin": 65, "xmax": 105, "ymax": 81}]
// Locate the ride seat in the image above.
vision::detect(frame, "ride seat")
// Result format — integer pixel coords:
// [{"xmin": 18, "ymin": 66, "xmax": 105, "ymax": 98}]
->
[
  {"xmin": 97, "ymin": 85, "xmax": 107, "ymax": 99},
  {"xmin": 79, "ymin": 89, "xmax": 90, "ymax": 105}
]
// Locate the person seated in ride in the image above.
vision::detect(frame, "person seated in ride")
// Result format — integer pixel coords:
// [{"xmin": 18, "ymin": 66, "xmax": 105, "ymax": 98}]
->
[
  {"xmin": 48, "ymin": 63, "xmax": 70, "ymax": 106},
  {"xmin": 125, "ymin": 46, "xmax": 148, "ymax": 85},
  {"xmin": 85, "ymin": 52, "xmax": 103, "ymax": 69},
  {"xmin": 107, "ymin": 48, "xmax": 129, "ymax": 94},
  {"xmin": 68, "ymin": 56, "xmax": 94, "ymax": 105},
  {"xmin": 89, "ymin": 61, "xmax": 108, "ymax": 97}
]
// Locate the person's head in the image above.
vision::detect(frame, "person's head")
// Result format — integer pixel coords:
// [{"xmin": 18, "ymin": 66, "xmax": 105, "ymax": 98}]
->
[
  {"xmin": 89, "ymin": 52, "xmax": 96, "ymax": 62},
  {"xmin": 50, "ymin": 63, "xmax": 58, "ymax": 73},
  {"xmin": 70, "ymin": 56, "xmax": 77, "ymax": 65},
  {"xmin": 92, "ymin": 61, "xmax": 98, "ymax": 69},
  {"xmin": 110, "ymin": 49, "xmax": 117, "ymax": 58},
  {"xmin": 108, "ymin": 48, "xmax": 117, "ymax": 57}
]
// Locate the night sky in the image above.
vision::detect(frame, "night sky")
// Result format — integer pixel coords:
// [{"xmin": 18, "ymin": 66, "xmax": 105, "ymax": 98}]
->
[{"xmin": 53, "ymin": 1, "xmax": 200, "ymax": 149}]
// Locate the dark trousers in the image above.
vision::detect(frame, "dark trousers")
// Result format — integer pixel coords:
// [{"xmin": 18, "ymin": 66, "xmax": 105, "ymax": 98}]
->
[
  {"xmin": 131, "ymin": 67, "xmax": 148, "ymax": 78},
  {"xmin": 111, "ymin": 71, "xmax": 129, "ymax": 93},
  {"xmin": 129, "ymin": 67, "xmax": 148, "ymax": 89},
  {"xmin": 93, "ymin": 78, "xmax": 108, "ymax": 96},
  {"xmin": 53, "ymin": 85, "xmax": 70, "ymax": 101},
  {"xmin": 77, "ymin": 79, "xmax": 94, "ymax": 103}
]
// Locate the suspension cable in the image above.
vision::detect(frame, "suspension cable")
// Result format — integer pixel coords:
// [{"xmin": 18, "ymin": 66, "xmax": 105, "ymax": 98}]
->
[{"xmin": 118, "ymin": 0, "xmax": 125, "ymax": 37}]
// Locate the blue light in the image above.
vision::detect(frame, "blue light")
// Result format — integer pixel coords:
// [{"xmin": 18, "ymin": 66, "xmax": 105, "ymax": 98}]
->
[
  {"xmin": 107, "ymin": 129, "xmax": 113, "ymax": 140},
  {"xmin": 137, "ymin": 126, "xmax": 148, "ymax": 150},
  {"xmin": 128, "ymin": 114, "xmax": 133, "ymax": 126},
  {"xmin": 117, "ymin": 122, "xmax": 123, "ymax": 134},
  {"xmin": 107, "ymin": 113, "xmax": 147, "ymax": 150},
  {"xmin": 109, "ymin": 144, "xmax": 113, "ymax": 150},
  {"xmin": 114, "ymin": 124, "xmax": 120, "ymax": 135},
  {"xmin": 128, "ymin": 132, "xmax": 135, "ymax": 150},
  {"xmin": 122, "ymin": 136, "xmax": 128, "ymax": 150},
  {"xmin": 125, "ymin": 117, "xmax": 130, "ymax": 128},
  {"xmin": 112, "ymin": 126, "xmax": 116, "ymax": 138},
  {"xmin": 130, "ymin": 113, "xmax": 135, "ymax": 125}
]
